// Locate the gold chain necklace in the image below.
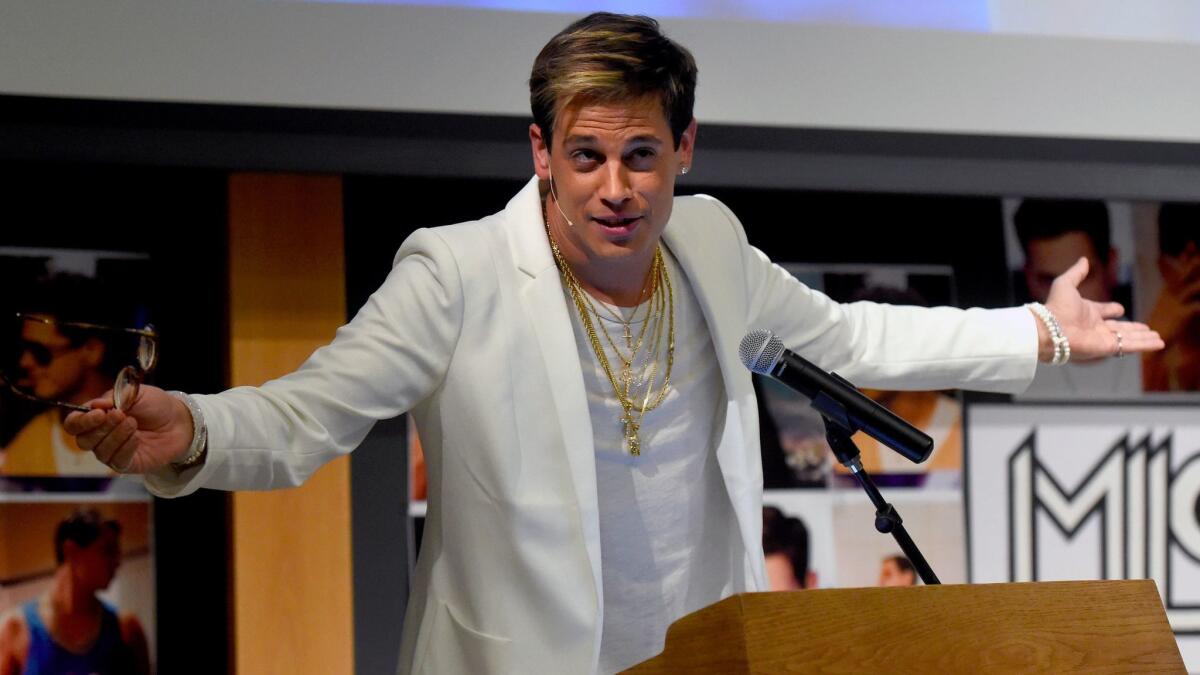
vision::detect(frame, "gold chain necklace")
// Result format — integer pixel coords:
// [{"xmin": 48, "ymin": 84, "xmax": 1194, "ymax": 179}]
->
[
  {"xmin": 579, "ymin": 253, "xmax": 659, "ymax": 366},
  {"xmin": 543, "ymin": 200, "xmax": 675, "ymax": 455}
]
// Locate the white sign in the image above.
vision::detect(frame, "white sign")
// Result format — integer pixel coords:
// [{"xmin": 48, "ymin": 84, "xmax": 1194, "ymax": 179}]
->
[{"xmin": 967, "ymin": 403, "xmax": 1200, "ymax": 671}]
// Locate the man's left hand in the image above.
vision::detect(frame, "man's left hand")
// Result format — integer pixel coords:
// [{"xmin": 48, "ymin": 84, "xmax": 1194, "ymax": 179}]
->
[{"xmin": 1041, "ymin": 257, "xmax": 1165, "ymax": 362}]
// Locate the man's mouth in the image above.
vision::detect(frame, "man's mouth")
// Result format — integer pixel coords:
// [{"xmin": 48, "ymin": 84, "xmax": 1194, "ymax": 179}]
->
[{"xmin": 592, "ymin": 215, "xmax": 642, "ymax": 233}]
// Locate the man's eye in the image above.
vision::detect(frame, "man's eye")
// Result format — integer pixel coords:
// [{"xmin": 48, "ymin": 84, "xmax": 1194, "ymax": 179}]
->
[
  {"xmin": 627, "ymin": 148, "xmax": 657, "ymax": 168},
  {"xmin": 571, "ymin": 150, "xmax": 598, "ymax": 165}
]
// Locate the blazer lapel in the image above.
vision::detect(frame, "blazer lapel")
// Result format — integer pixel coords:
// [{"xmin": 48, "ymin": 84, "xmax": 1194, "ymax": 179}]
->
[
  {"xmin": 505, "ymin": 177, "xmax": 605, "ymax": 608},
  {"xmin": 662, "ymin": 198, "xmax": 765, "ymax": 591}
]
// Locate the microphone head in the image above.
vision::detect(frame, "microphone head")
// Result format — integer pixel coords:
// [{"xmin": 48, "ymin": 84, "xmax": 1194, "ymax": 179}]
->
[{"xmin": 739, "ymin": 329, "xmax": 784, "ymax": 375}]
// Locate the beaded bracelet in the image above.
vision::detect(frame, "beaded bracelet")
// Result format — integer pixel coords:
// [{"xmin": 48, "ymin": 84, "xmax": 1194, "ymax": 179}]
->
[
  {"xmin": 168, "ymin": 391, "xmax": 208, "ymax": 470},
  {"xmin": 1026, "ymin": 302, "xmax": 1070, "ymax": 366}
]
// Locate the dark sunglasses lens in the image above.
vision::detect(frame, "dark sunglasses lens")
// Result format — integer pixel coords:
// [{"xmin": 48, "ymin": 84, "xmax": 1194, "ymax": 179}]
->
[
  {"xmin": 20, "ymin": 342, "xmax": 54, "ymax": 366},
  {"xmin": 114, "ymin": 367, "xmax": 140, "ymax": 412}
]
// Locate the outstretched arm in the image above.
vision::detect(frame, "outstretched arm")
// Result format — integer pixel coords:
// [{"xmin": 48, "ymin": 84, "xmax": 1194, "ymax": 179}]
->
[{"xmin": 62, "ymin": 227, "xmax": 466, "ymax": 495}]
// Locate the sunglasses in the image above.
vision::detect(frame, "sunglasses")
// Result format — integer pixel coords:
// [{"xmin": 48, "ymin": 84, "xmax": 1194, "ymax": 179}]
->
[
  {"xmin": 3, "ymin": 313, "xmax": 159, "ymax": 413},
  {"xmin": 17, "ymin": 339, "xmax": 78, "ymax": 367}
]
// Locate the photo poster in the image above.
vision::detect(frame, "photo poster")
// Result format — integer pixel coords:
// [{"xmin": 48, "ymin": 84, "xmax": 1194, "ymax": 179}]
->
[
  {"xmin": 1132, "ymin": 201, "xmax": 1200, "ymax": 393},
  {"xmin": 966, "ymin": 402, "xmax": 1200, "ymax": 672},
  {"xmin": 0, "ymin": 500, "xmax": 156, "ymax": 673},
  {"xmin": 763, "ymin": 489, "xmax": 966, "ymax": 592},
  {"xmin": 1001, "ymin": 197, "xmax": 1144, "ymax": 399},
  {"xmin": 0, "ymin": 247, "xmax": 152, "ymax": 496},
  {"xmin": 407, "ymin": 418, "xmax": 427, "ymax": 560},
  {"xmin": 758, "ymin": 263, "xmax": 963, "ymax": 490}
]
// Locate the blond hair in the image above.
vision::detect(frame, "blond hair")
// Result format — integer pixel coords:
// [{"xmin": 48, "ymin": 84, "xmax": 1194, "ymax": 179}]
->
[{"xmin": 529, "ymin": 13, "xmax": 698, "ymax": 149}]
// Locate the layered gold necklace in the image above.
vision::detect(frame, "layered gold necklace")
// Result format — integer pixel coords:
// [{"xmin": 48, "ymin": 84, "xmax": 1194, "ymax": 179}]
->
[{"xmin": 543, "ymin": 201, "xmax": 675, "ymax": 456}]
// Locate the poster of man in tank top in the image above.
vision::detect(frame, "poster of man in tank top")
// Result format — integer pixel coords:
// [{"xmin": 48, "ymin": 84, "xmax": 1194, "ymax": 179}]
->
[{"xmin": 0, "ymin": 502, "xmax": 154, "ymax": 674}]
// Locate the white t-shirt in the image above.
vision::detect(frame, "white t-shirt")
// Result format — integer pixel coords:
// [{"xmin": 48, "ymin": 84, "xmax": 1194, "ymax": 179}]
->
[{"xmin": 564, "ymin": 248, "xmax": 741, "ymax": 674}]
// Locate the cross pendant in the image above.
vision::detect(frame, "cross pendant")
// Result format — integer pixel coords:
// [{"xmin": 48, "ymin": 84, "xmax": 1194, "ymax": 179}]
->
[
  {"xmin": 622, "ymin": 412, "xmax": 641, "ymax": 456},
  {"xmin": 622, "ymin": 323, "xmax": 633, "ymax": 351}
]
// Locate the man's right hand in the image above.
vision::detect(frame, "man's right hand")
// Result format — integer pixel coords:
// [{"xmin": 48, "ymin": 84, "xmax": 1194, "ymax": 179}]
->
[{"xmin": 62, "ymin": 385, "xmax": 195, "ymax": 474}]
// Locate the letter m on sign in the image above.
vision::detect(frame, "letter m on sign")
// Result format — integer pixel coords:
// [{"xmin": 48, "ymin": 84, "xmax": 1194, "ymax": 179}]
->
[{"xmin": 1008, "ymin": 432, "xmax": 1131, "ymax": 582}]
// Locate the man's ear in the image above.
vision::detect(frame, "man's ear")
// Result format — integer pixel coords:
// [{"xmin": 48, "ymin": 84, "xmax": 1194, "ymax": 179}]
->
[
  {"xmin": 530, "ymin": 123, "xmax": 551, "ymax": 180},
  {"xmin": 677, "ymin": 118, "xmax": 698, "ymax": 169}
]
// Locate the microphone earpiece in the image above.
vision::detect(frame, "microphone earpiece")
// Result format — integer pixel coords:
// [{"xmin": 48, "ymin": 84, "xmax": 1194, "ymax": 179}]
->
[{"xmin": 547, "ymin": 167, "xmax": 575, "ymax": 229}]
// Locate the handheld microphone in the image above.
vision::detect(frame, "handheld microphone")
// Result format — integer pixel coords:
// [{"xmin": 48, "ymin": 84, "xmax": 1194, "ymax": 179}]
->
[
  {"xmin": 739, "ymin": 329, "xmax": 933, "ymax": 463},
  {"xmin": 547, "ymin": 168, "xmax": 575, "ymax": 228}
]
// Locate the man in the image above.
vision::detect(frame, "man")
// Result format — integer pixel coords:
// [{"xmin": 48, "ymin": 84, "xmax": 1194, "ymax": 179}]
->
[
  {"xmin": 1014, "ymin": 198, "xmax": 1120, "ymax": 305},
  {"xmin": 0, "ymin": 509, "xmax": 150, "ymax": 675},
  {"xmin": 1143, "ymin": 202, "xmax": 1200, "ymax": 391},
  {"xmin": 63, "ymin": 13, "xmax": 1161, "ymax": 674},
  {"xmin": 2, "ymin": 276, "xmax": 120, "ymax": 476},
  {"xmin": 763, "ymin": 506, "xmax": 815, "ymax": 591},
  {"xmin": 1013, "ymin": 198, "xmax": 1143, "ymax": 398},
  {"xmin": 878, "ymin": 554, "xmax": 917, "ymax": 587}
]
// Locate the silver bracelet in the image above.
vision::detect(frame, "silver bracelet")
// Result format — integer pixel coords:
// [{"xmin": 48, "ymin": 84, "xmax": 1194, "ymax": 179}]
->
[
  {"xmin": 168, "ymin": 391, "xmax": 208, "ymax": 470},
  {"xmin": 1026, "ymin": 302, "xmax": 1071, "ymax": 366}
]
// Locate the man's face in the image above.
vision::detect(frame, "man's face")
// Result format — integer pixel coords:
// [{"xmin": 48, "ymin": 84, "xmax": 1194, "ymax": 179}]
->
[
  {"xmin": 765, "ymin": 552, "xmax": 802, "ymax": 591},
  {"xmin": 1157, "ymin": 239, "xmax": 1200, "ymax": 349},
  {"xmin": 16, "ymin": 319, "xmax": 102, "ymax": 402},
  {"xmin": 68, "ymin": 527, "xmax": 122, "ymax": 590},
  {"xmin": 1023, "ymin": 232, "xmax": 1116, "ymax": 303},
  {"xmin": 529, "ymin": 95, "xmax": 696, "ymax": 268},
  {"xmin": 878, "ymin": 558, "xmax": 916, "ymax": 587}
]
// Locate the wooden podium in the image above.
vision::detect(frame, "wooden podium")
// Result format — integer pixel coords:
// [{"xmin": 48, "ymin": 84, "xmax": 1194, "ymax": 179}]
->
[{"xmin": 622, "ymin": 580, "xmax": 1184, "ymax": 674}]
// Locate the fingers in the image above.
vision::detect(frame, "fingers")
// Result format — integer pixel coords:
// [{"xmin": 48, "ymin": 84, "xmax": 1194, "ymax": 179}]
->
[
  {"xmin": 1104, "ymin": 320, "xmax": 1165, "ymax": 353},
  {"xmin": 93, "ymin": 417, "xmax": 139, "ymax": 472},
  {"xmin": 1097, "ymin": 301, "xmax": 1125, "ymax": 320},
  {"xmin": 74, "ymin": 410, "xmax": 129, "ymax": 453},
  {"xmin": 62, "ymin": 391, "xmax": 118, "ymax": 436},
  {"xmin": 87, "ymin": 391, "xmax": 116, "ymax": 411},
  {"xmin": 1057, "ymin": 257, "xmax": 1090, "ymax": 288},
  {"xmin": 1105, "ymin": 319, "xmax": 1152, "ymax": 333},
  {"xmin": 63, "ymin": 407, "xmax": 110, "ymax": 436}
]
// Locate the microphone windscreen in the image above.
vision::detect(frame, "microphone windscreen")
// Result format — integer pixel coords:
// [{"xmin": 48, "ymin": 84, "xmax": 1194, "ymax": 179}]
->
[{"xmin": 739, "ymin": 329, "xmax": 783, "ymax": 374}]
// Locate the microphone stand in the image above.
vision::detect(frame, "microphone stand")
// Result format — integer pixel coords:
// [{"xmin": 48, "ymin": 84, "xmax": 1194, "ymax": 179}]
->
[{"xmin": 819, "ymin": 410, "xmax": 941, "ymax": 585}]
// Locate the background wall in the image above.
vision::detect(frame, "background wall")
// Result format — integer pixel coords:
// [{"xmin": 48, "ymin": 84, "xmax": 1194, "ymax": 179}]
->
[{"xmin": 2, "ymin": 3, "xmax": 1200, "ymax": 142}]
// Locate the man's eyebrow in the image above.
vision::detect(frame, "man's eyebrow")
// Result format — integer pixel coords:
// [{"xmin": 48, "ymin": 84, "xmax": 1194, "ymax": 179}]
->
[
  {"xmin": 627, "ymin": 135, "xmax": 664, "ymax": 146},
  {"xmin": 563, "ymin": 134, "xmax": 664, "ymax": 146}
]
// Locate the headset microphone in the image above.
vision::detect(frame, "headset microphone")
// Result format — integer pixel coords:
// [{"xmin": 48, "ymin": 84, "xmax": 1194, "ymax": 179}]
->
[{"xmin": 547, "ymin": 167, "xmax": 575, "ymax": 228}]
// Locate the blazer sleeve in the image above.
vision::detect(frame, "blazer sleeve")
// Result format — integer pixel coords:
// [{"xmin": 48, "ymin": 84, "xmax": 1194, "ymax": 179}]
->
[
  {"xmin": 708, "ymin": 199, "xmax": 1040, "ymax": 393},
  {"xmin": 145, "ymin": 228, "xmax": 465, "ymax": 497}
]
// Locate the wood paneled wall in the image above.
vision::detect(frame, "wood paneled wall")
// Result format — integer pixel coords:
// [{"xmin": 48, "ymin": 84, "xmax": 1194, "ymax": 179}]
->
[
  {"xmin": 0, "ymin": 502, "xmax": 149, "ymax": 583},
  {"xmin": 226, "ymin": 173, "xmax": 353, "ymax": 675}
]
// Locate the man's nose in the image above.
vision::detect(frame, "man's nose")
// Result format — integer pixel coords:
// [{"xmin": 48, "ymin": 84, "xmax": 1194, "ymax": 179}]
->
[
  {"xmin": 598, "ymin": 164, "xmax": 633, "ymax": 206},
  {"xmin": 17, "ymin": 349, "xmax": 36, "ymax": 370}
]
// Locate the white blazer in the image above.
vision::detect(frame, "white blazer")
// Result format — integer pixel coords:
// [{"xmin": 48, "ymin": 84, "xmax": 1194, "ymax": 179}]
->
[{"xmin": 147, "ymin": 177, "xmax": 1038, "ymax": 674}]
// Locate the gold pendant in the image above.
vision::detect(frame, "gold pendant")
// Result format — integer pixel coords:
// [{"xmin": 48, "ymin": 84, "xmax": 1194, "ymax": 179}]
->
[
  {"xmin": 622, "ymin": 410, "xmax": 641, "ymax": 456},
  {"xmin": 619, "ymin": 364, "xmax": 634, "ymax": 390},
  {"xmin": 622, "ymin": 322, "xmax": 633, "ymax": 351}
]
